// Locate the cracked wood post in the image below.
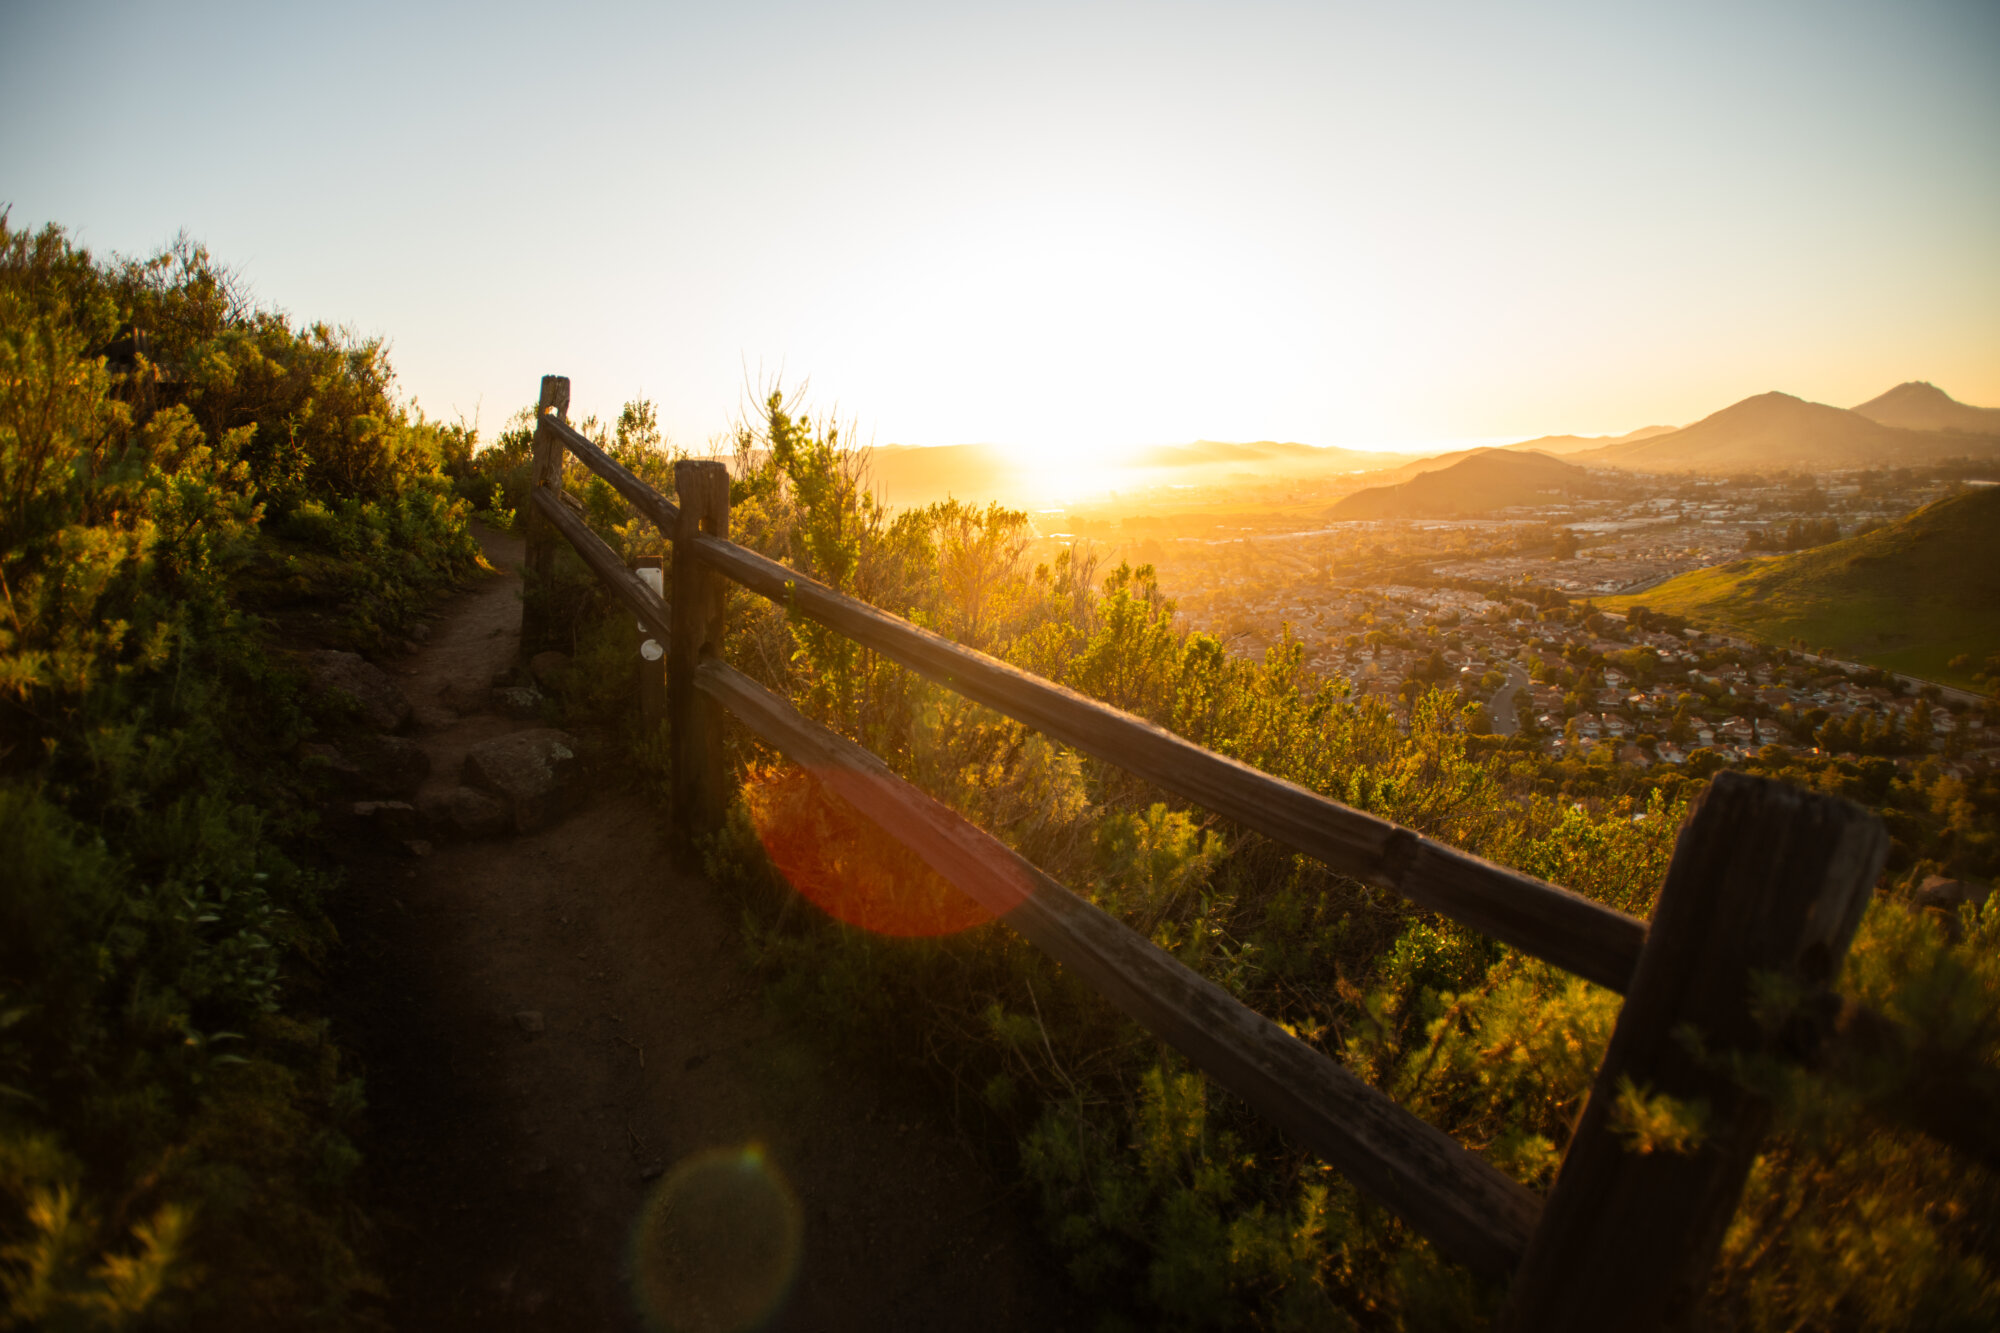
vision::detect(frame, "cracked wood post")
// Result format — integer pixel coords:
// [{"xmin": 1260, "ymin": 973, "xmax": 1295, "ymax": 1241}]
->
[
  {"xmin": 521, "ymin": 374, "xmax": 569, "ymax": 656},
  {"xmin": 669, "ymin": 459, "xmax": 730, "ymax": 859},
  {"xmin": 1502, "ymin": 771, "xmax": 1888, "ymax": 1331}
]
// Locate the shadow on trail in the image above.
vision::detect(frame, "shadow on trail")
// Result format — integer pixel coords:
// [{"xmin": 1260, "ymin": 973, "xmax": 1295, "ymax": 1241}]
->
[{"xmin": 330, "ymin": 524, "xmax": 1074, "ymax": 1331}]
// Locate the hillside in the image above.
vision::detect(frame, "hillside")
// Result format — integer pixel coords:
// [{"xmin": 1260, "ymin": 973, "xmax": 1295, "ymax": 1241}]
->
[
  {"xmin": 1501, "ymin": 424, "xmax": 1676, "ymax": 455},
  {"xmin": 1573, "ymin": 391, "xmax": 2000, "ymax": 472},
  {"xmin": 1853, "ymin": 381, "xmax": 2000, "ymax": 434},
  {"xmin": 1327, "ymin": 447, "xmax": 1595, "ymax": 519},
  {"xmin": 1135, "ymin": 439, "xmax": 1403, "ymax": 472},
  {"xmin": 1603, "ymin": 485, "xmax": 2000, "ymax": 688}
]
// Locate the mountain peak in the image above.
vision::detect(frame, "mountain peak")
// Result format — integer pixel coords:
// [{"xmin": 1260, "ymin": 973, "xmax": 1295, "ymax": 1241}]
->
[{"xmin": 1853, "ymin": 381, "xmax": 2000, "ymax": 433}]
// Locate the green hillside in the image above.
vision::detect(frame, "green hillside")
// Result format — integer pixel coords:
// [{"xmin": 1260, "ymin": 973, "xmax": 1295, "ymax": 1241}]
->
[{"xmin": 1604, "ymin": 486, "xmax": 2000, "ymax": 689}]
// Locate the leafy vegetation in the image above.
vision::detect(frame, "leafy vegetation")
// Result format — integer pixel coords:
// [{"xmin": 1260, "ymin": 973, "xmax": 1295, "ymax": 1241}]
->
[
  {"xmin": 1, "ymin": 218, "xmax": 478, "ymax": 1327},
  {"xmin": 568, "ymin": 390, "xmax": 2000, "ymax": 1330}
]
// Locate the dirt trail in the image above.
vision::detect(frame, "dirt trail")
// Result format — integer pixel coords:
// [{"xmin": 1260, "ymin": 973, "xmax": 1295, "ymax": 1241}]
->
[{"xmin": 334, "ymin": 525, "xmax": 1073, "ymax": 1331}]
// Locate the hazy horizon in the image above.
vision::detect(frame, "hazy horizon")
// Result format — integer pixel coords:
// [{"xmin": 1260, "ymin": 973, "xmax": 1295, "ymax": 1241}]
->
[{"xmin": 5, "ymin": 1, "xmax": 1997, "ymax": 464}]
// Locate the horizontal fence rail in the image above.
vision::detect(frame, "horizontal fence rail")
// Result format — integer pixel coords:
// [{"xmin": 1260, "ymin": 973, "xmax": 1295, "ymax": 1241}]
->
[
  {"xmin": 698, "ymin": 655, "xmax": 1540, "ymax": 1276},
  {"xmin": 539, "ymin": 414, "xmax": 1648, "ymax": 993},
  {"xmin": 522, "ymin": 377, "xmax": 1993, "ymax": 1330}
]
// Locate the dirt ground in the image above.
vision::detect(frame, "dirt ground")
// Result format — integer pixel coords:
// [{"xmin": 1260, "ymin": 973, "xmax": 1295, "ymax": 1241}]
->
[{"xmin": 331, "ymin": 525, "xmax": 1078, "ymax": 1331}]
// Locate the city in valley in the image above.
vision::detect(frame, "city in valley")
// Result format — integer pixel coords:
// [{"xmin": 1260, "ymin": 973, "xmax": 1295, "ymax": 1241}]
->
[{"xmin": 871, "ymin": 387, "xmax": 2000, "ymax": 783}]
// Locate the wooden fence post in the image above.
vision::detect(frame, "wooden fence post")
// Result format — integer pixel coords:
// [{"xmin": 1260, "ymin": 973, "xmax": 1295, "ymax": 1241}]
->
[
  {"xmin": 1502, "ymin": 771, "xmax": 1888, "ymax": 1330},
  {"xmin": 632, "ymin": 556, "xmax": 666, "ymax": 729},
  {"xmin": 669, "ymin": 460, "xmax": 730, "ymax": 859},
  {"xmin": 520, "ymin": 374, "xmax": 570, "ymax": 656}
]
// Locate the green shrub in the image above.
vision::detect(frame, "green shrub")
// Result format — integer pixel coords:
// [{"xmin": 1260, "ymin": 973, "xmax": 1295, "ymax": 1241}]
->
[
  {"xmin": 1, "ymin": 216, "xmax": 475, "ymax": 1326},
  {"xmin": 683, "ymin": 388, "xmax": 2000, "ymax": 1329}
]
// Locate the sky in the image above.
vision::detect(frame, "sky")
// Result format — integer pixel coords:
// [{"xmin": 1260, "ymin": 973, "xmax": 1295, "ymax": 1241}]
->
[{"xmin": 4, "ymin": 0, "xmax": 1997, "ymax": 465}]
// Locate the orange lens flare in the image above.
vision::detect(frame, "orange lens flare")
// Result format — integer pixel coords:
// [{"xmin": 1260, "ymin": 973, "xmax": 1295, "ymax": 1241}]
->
[{"xmin": 744, "ymin": 765, "xmax": 1010, "ymax": 937}]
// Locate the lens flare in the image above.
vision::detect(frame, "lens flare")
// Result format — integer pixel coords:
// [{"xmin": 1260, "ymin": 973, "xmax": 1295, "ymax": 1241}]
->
[
  {"xmin": 630, "ymin": 1145, "xmax": 803, "ymax": 1333},
  {"xmin": 744, "ymin": 764, "xmax": 1020, "ymax": 937}
]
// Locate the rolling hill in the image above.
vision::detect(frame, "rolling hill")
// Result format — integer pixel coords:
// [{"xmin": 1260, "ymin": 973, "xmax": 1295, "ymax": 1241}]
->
[
  {"xmin": 1501, "ymin": 424, "xmax": 1676, "ymax": 455},
  {"xmin": 1572, "ymin": 390, "xmax": 2000, "ymax": 473},
  {"xmin": 1327, "ymin": 448, "xmax": 1597, "ymax": 519},
  {"xmin": 1602, "ymin": 485, "xmax": 2000, "ymax": 689},
  {"xmin": 1852, "ymin": 381, "xmax": 2000, "ymax": 434},
  {"xmin": 1133, "ymin": 440, "xmax": 1408, "ymax": 473}
]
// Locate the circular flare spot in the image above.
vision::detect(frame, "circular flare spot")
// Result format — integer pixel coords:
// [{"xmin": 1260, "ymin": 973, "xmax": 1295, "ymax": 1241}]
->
[
  {"xmin": 631, "ymin": 1145, "xmax": 802, "ymax": 1333},
  {"xmin": 744, "ymin": 765, "xmax": 1000, "ymax": 937}
]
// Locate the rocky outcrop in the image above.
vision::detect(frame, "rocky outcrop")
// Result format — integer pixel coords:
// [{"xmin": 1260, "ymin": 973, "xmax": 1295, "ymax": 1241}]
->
[
  {"xmin": 461, "ymin": 728, "xmax": 583, "ymax": 833},
  {"xmin": 494, "ymin": 685, "xmax": 546, "ymax": 720},
  {"xmin": 302, "ymin": 734, "xmax": 429, "ymax": 800},
  {"xmin": 418, "ymin": 785, "xmax": 511, "ymax": 840},
  {"xmin": 304, "ymin": 650, "xmax": 413, "ymax": 733}
]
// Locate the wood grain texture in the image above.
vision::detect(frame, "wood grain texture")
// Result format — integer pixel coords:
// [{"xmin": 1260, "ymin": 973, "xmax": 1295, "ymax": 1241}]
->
[
  {"xmin": 671, "ymin": 461, "xmax": 731, "ymax": 853},
  {"xmin": 685, "ymin": 531, "xmax": 1647, "ymax": 992},
  {"xmin": 694, "ymin": 657, "xmax": 1541, "ymax": 1279},
  {"xmin": 1502, "ymin": 772, "xmax": 1888, "ymax": 1331}
]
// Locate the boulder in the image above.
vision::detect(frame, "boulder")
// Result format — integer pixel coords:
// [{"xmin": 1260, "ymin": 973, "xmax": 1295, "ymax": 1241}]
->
[
  {"xmin": 494, "ymin": 685, "xmax": 546, "ymax": 720},
  {"xmin": 418, "ymin": 785, "xmax": 511, "ymax": 840},
  {"xmin": 345, "ymin": 734, "xmax": 430, "ymax": 800},
  {"xmin": 304, "ymin": 649, "xmax": 413, "ymax": 732},
  {"xmin": 528, "ymin": 651, "xmax": 573, "ymax": 693},
  {"xmin": 351, "ymin": 800, "xmax": 420, "ymax": 838},
  {"xmin": 300, "ymin": 734, "xmax": 429, "ymax": 800},
  {"xmin": 462, "ymin": 728, "xmax": 582, "ymax": 833}
]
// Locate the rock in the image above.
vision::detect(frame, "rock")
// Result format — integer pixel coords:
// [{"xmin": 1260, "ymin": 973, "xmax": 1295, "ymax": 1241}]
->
[
  {"xmin": 528, "ymin": 651, "xmax": 573, "ymax": 693},
  {"xmin": 494, "ymin": 685, "xmax": 546, "ymax": 720},
  {"xmin": 303, "ymin": 649, "xmax": 413, "ymax": 733},
  {"xmin": 410, "ymin": 622, "xmax": 432, "ymax": 643},
  {"xmin": 439, "ymin": 679, "xmax": 494, "ymax": 716},
  {"xmin": 418, "ymin": 785, "xmax": 511, "ymax": 840},
  {"xmin": 462, "ymin": 729, "xmax": 582, "ymax": 832},
  {"xmin": 346, "ymin": 734, "xmax": 430, "ymax": 800},
  {"xmin": 1916, "ymin": 875, "xmax": 1990, "ymax": 913},
  {"xmin": 300, "ymin": 735, "xmax": 428, "ymax": 800},
  {"xmin": 514, "ymin": 1010, "xmax": 546, "ymax": 1035},
  {"xmin": 299, "ymin": 741, "xmax": 362, "ymax": 788},
  {"xmin": 404, "ymin": 838, "xmax": 434, "ymax": 858},
  {"xmin": 351, "ymin": 799, "xmax": 420, "ymax": 838}
]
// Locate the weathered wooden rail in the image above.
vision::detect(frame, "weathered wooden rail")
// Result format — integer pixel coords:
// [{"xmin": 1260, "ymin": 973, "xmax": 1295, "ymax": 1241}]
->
[{"xmin": 517, "ymin": 375, "xmax": 1985, "ymax": 1329}]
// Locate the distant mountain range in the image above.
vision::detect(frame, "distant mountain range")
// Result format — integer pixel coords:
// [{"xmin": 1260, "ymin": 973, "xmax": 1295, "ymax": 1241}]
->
[
  {"xmin": 1327, "ymin": 448, "xmax": 1600, "ymax": 519},
  {"xmin": 1852, "ymin": 381, "xmax": 2000, "ymax": 434},
  {"xmin": 1604, "ymin": 485, "xmax": 2000, "ymax": 689},
  {"xmin": 1569, "ymin": 387, "xmax": 2000, "ymax": 473},
  {"xmin": 1501, "ymin": 425, "xmax": 1676, "ymax": 456},
  {"xmin": 1133, "ymin": 440, "xmax": 1396, "ymax": 472},
  {"xmin": 856, "ymin": 382, "xmax": 2000, "ymax": 508}
]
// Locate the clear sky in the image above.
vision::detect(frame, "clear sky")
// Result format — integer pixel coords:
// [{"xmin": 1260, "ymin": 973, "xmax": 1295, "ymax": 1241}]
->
[{"xmin": 4, "ymin": 0, "xmax": 1997, "ymax": 463}]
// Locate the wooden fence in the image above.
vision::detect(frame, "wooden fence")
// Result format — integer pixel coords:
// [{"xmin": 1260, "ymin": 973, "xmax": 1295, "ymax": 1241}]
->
[{"xmin": 515, "ymin": 374, "xmax": 1985, "ymax": 1329}]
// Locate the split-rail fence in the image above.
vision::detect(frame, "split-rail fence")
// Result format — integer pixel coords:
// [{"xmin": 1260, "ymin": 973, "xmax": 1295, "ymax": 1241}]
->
[{"xmin": 514, "ymin": 375, "xmax": 1989, "ymax": 1330}]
